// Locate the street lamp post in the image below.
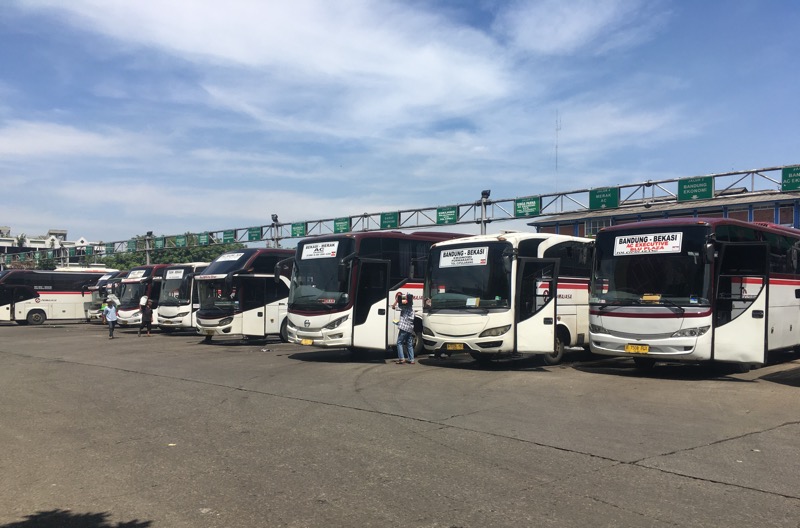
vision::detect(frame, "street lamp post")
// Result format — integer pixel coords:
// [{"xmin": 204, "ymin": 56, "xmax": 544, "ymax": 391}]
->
[{"xmin": 479, "ymin": 189, "xmax": 491, "ymax": 235}]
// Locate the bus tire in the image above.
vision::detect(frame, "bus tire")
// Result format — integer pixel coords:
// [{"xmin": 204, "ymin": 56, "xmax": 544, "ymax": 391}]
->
[
  {"xmin": 280, "ymin": 319, "xmax": 289, "ymax": 343},
  {"xmin": 412, "ymin": 330, "xmax": 424, "ymax": 358},
  {"xmin": 542, "ymin": 334, "xmax": 566, "ymax": 365},
  {"xmin": 27, "ymin": 310, "xmax": 46, "ymax": 325},
  {"xmin": 633, "ymin": 357, "xmax": 656, "ymax": 371}
]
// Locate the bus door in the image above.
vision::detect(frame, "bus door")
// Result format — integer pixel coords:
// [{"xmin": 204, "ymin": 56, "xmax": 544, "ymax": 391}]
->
[
  {"xmin": 515, "ymin": 258, "xmax": 559, "ymax": 354},
  {"xmin": 352, "ymin": 259, "xmax": 390, "ymax": 351},
  {"xmin": 240, "ymin": 276, "xmax": 285, "ymax": 337},
  {"xmin": 713, "ymin": 242, "xmax": 768, "ymax": 365},
  {"xmin": 0, "ymin": 286, "xmax": 37, "ymax": 322}
]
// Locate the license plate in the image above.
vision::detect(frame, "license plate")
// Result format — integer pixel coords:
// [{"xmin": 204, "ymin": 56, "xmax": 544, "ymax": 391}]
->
[
  {"xmin": 301, "ymin": 339, "xmax": 314, "ymax": 346},
  {"xmin": 446, "ymin": 343, "xmax": 464, "ymax": 351},
  {"xmin": 625, "ymin": 344, "xmax": 649, "ymax": 354}
]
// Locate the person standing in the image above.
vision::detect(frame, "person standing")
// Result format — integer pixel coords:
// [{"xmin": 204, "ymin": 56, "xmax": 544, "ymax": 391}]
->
[
  {"xmin": 103, "ymin": 300, "xmax": 118, "ymax": 339},
  {"xmin": 392, "ymin": 292, "xmax": 415, "ymax": 364},
  {"xmin": 138, "ymin": 299, "xmax": 154, "ymax": 337}
]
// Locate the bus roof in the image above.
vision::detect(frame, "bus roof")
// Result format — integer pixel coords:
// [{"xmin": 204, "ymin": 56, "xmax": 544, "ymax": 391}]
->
[
  {"xmin": 297, "ymin": 230, "xmax": 467, "ymax": 244},
  {"xmin": 431, "ymin": 231, "xmax": 592, "ymax": 248},
  {"xmin": 597, "ymin": 217, "xmax": 800, "ymax": 238}
]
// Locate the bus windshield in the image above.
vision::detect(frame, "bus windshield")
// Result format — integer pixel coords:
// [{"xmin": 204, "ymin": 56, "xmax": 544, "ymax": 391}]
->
[
  {"xmin": 159, "ymin": 268, "xmax": 194, "ymax": 307},
  {"xmin": 427, "ymin": 241, "xmax": 512, "ymax": 309},
  {"xmin": 197, "ymin": 278, "xmax": 238, "ymax": 315},
  {"xmin": 118, "ymin": 281, "xmax": 147, "ymax": 307},
  {"xmin": 591, "ymin": 225, "xmax": 712, "ymax": 306},
  {"xmin": 289, "ymin": 238, "xmax": 355, "ymax": 312}
]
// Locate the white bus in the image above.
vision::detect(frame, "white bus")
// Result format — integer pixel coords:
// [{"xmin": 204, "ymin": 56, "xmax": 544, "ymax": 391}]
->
[
  {"xmin": 85, "ymin": 270, "xmax": 127, "ymax": 322},
  {"xmin": 589, "ymin": 217, "xmax": 800, "ymax": 370},
  {"xmin": 116, "ymin": 264, "xmax": 172, "ymax": 327},
  {"xmin": 156, "ymin": 262, "xmax": 209, "ymax": 332},
  {"xmin": 285, "ymin": 231, "xmax": 464, "ymax": 355},
  {"xmin": 196, "ymin": 249, "xmax": 294, "ymax": 342},
  {"xmin": 423, "ymin": 232, "xmax": 593, "ymax": 364},
  {"xmin": 0, "ymin": 269, "xmax": 105, "ymax": 325}
]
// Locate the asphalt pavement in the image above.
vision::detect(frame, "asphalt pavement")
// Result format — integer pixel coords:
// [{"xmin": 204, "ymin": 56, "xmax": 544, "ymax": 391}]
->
[{"xmin": 0, "ymin": 322, "xmax": 799, "ymax": 527}]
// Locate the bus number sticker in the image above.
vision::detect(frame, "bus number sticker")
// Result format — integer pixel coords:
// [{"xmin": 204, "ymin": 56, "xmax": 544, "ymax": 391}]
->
[
  {"xmin": 302, "ymin": 242, "xmax": 339, "ymax": 260},
  {"xmin": 127, "ymin": 270, "xmax": 146, "ymax": 279},
  {"xmin": 614, "ymin": 233, "xmax": 682, "ymax": 256},
  {"xmin": 439, "ymin": 247, "xmax": 488, "ymax": 267}
]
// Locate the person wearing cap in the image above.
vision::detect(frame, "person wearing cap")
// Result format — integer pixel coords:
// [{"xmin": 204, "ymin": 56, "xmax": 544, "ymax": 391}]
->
[{"xmin": 392, "ymin": 292, "xmax": 415, "ymax": 364}]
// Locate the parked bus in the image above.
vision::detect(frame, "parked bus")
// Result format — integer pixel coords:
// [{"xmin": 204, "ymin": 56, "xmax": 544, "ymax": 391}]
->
[
  {"xmin": 86, "ymin": 270, "xmax": 127, "ymax": 322},
  {"xmin": 284, "ymin": 231, "xmax": 465, "ymax": 355},
  {"xmin": 0, "ymin": 269, "xmax": 105, "ymax": 325},
  {"xmin": 423, "ymin": 231, "xmax": 593, "ymax": 364},
  {"xmin": 116, "ymin": 264, "xmax": 171, "ymax": 327},
  {"xmin": 588, "ymin": 218, "xmax": 800, "ymax": 370},
  {"xmin": 156, "ymin": 262, "xmax": 209, "ymax": 332},
  {"xmin": 196, "ymin": 249, "xmax": 294, "ymax": 341}
]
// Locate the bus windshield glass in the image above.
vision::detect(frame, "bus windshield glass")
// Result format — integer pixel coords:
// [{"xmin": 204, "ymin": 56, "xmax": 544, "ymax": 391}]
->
[
  {"xmin": 427, "ymin": 241, "xmax": 512, "ymax": 309},
  {"xmin": 118, "ymin": 282, "xmax": 147, "ymax": 307},
  {"xmin": 197, "ymin": 278, "xmax": 238, "ymax": 315},
  {"xmin": 159, "ymin": 267, "xmax": 194, "ymax": 306},
  {"xmin": 591, "ymin": 225, "xmax": 712, "ymax": 306},
  {"xmin": 289, "ymin": 238, "xmax": 355, "ymax": 312}
]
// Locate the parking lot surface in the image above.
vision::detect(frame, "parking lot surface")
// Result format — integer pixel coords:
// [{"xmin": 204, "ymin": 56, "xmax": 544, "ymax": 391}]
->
[{"xmin": 1, "ymin": 322, "xmax": 799, "ymax": 527}]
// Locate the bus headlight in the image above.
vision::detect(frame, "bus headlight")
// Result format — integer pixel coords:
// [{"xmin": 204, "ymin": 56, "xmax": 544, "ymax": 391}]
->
[
  {"xmin": 422, "ymin": 326, "xmax": 434, "ymax": 336},
  {"xmin": 480, "ymin": 325, "xmax": 511, "ymax": 337},
  {"xmin": 671, "ymin": 326, "xmax": 710, "ymax": 338},
  {"xmin": 219, "ymin": 317, "xmax": 234, "ymax": 326},
  {"xmin": 323, "ymin": 315, "xmax": 349, "ymax": 330},
  {"xmin": 176, "ymin": 311, "xmax": 190, "ymax": 318},
  {"xmin": 590, "ymin": 324, "xmax": 608, "ymax": 334}
]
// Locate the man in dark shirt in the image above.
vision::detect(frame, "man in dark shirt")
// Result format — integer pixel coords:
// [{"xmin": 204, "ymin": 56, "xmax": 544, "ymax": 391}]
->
[{"xmin": 138, "ymin": 300, "xmax": 154, "ymax": 337}]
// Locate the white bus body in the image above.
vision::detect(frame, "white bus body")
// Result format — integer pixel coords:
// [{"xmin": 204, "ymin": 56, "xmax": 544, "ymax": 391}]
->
[
  {"xmin": 0, "ymin": 270, "xmax": 103, "ymax": 325},
  {"xmin": 423, "ymin": 232, "xmax": 592, "ymax": 364},
  {"xmin": 195, "ymin": 249, "xmax": 294, "ymax": 341},
  {"xmin": 285, "ymin": 232, "xmax": 466, "ymax": 355},
  {"xmin": 156, "ymin": 262, "xmax": 209, "ymax": 332},
  {"xmin": 116, "ymin": 264, "xmax": 171, "ymax": 327},
  {"xmin": 589, "ymin": 218, "xmax": 800, "ymax": 369}
]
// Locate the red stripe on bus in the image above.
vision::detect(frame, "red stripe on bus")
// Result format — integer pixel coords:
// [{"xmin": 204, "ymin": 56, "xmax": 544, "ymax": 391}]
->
[{"xmin": 590, "ymin": 309, "xmax": 712, "ymax": 318}]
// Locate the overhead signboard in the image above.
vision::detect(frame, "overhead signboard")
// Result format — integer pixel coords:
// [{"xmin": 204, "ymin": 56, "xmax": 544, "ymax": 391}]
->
[
  {"xmin": 781, "ymin": 166, "xmax": 800, "ymax": 191},
  {"xmin": 105, "ymin": 243, "xmax": 115, "ymax": 254},
  {"xmin": 380, "ymin": 212, "xmax": 399, "ymax": 229},
  {"xmin": 155, "ymin": 237, "xmax": 165, "ymax": 249},
  {"xmin": 176, "ymin": 235, "xmax": 187, "ymax": 248},
  {"xmin": 334, "ymin": 217, "xmax": 351, "ymax": 234},
  {"xmin": 678, "ymin": 176, "xmax": 713, "ymax": 202},
  {"xmin": 436, "ymin": 206, "xmax": 458, "ymax": 225},
  {"xmin": 198, "ymin": 233, "xmax": 209, "ymax": 246},
  {"xmin": 223, "ymin": 230, "xmax": 236, "ymax": 244},
  {"xmin": 248, "ymin": 227, "xmax": 261, "ymax": 242},
  {"xmin": 515, "ymin": 196, "xmax": 540, "ymax": 217},
  {"xmin": 127, "ymin": 239, "xmax": 136, "ymax": 252},
  {"xmin": 291, "ymin": 223, "xmax": 306, "ymax": 237},
  {"xmin": 590, "ymin": 188, "xmax": 619, "ymax": 210}
]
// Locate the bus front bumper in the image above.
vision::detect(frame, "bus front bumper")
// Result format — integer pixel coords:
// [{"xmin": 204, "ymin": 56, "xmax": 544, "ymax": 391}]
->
[
  {"xmin": 287, "ymin": 323, "xmax": 349, "ymax": 348},
  {"xmin": 422, "ymin": 333, "xmax": 514, "ymax": 356},
  {"xmin": 196, "ymin": 317, "xmax": 235, "ymax": 337}
]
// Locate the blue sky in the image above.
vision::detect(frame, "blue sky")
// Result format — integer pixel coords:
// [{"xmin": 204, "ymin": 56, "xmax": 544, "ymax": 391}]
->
[{"xmin": 1, "ymin": 0, "xmax": 798, "ymax": 243}]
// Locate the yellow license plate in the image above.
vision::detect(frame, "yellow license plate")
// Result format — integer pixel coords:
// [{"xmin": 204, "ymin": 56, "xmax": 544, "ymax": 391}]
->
[
  {"xmin": 625, "ymin": 344, "xmax": 650, "ymax": 354},
  {"xmin": 446, "ymin": 343, "xmax": 464, "ymax": 351},
  {"xmin": 301, "ymin": 339, "xmax": 314, "ymax": 346}
]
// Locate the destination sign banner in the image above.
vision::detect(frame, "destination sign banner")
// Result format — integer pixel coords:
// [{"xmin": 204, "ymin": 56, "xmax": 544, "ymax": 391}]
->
[
  {"xmin": 614, "ymin": 232, "xmax": 683, "ymax": 256},
  {"xmin": 439, "ymin": 246, "xmax": 489, "ymax": 267}
]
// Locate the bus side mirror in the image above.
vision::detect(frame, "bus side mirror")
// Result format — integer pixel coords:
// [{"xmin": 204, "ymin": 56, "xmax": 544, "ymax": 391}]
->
[
  {"xmin": 704, "ymin": 243, "xmax": 715, "ymax": 263},
  {"xmin": 503, "ymin": 255, "xmax": 513, "ymax": 274}
]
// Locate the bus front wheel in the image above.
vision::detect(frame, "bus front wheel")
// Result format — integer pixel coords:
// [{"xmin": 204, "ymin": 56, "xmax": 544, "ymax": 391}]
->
[
  {"xmin": 541, "ymin": 334, "xmax": 566, "ymax": 366},
  {"xmin": 27, "ymin": 310, "xmax": 46, "ymax": 325},
  {"xmin": 280, "ymin": 319, "xmax": 289, "ymax": 343}
]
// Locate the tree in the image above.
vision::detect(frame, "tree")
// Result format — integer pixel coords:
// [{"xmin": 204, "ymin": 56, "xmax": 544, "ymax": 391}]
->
[
  {"xmin": 100, "ymin": 242, "xmax": 247, "ymax": 270},
  {"xmin": 15, "ymin": 233, "xmax": 27, "ymax": 248}
]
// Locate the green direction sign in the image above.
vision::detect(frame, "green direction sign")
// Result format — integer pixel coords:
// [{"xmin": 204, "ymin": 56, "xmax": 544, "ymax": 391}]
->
[
  {"xmin": 589, "ymin": 188, "xmax": 620, "ymax": 210},
  {"xmin": 198, "ymin": 233, "xmax": 209, "ymax": 246},
  {"xmin": 155, "ymin": 237, "xmax": 165, "ymax": 249},
  {"xmin": 334, "ymin": 217, "xmax": 351, "ymax": 234},
  {"xmin": 380, "ymin": 212, "xmax": 399, "ymax": 229},
  {"xmin": 5, "ymin": 255, "xmax": 11, "ymax": 265},
  {"xmin": 105, "ymin": 243, "xmax": 114, "ymax": 255},
  {"xmin": 515, "ymin": 196, "xmax": 541, "ymax": 217},
  {"xmin": 781, "ymin": 166, "xmax": 800, "ymax": 191},
  {"xmin": 85, "ymin": 246, "xmax": 93, "ymax": 256},
  {"xmin": 436, "ymin": 206, "xmax": 458, "ymax": 225},
  {"xmin": 223, "ymin": 230, "xmax": 236, "ymax": 244},
  {"xmin": 678, "ymin": 176, "xmax": 713, "ymax": 202},
  {"xmin": 248, "ymin": 227, "xmax": 262, "ymax": 242},
  {"xmin": 127, "ymin": 239, "xmax": 137, "ymax": 252},
  {"xmin": 47, "ymin": 250, "xmax": 54, "ymax": 259},
  {"xmin": 291, "ymin": 223, "xmax": 306, "ymax": 237},
  {"xmin": 176, "ymin": 235, "xmax": 187, "ymax": 248},
  {"xmin": 69, "ymin": 247, "xmax": 76, "ymax": 257},
  {"xmin": 34, "ymin": 251, "xmax": 41, "ymax": 260}
]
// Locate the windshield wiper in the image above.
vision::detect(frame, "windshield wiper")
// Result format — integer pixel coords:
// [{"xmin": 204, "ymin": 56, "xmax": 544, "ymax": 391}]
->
[{"xmin": 656, "ymin": 298, "xmax": 685, "ymax": 314}]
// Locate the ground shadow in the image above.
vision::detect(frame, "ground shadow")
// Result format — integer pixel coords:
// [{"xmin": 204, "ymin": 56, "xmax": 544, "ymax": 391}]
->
[
  {"xmin": 289, "ymin": 348, "xmax": 389, "ymax": 364},
  {"xmin": 195, "ymin": 336, "xmax": 284, "ymax": 347},
  {"xmin": 0, "ymin": 509, "xmax": 152, "ymax": 528},
  {"xmin": 759, "ymin": 364, "xmax": 800, "ymax": 387}
]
